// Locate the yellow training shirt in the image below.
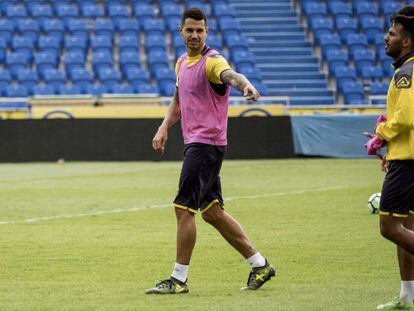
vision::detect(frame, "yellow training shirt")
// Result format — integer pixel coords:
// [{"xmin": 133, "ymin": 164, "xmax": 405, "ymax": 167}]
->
[
  {"xmin": 175, "ymin": 49, "xmax": 231, "ymax": 86},
  {"xmin": 376, "ymin": 54, "xmax": 414, "ymax": 160}
]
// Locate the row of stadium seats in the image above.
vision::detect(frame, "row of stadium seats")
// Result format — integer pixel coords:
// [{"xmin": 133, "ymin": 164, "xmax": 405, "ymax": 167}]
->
[
  {"xmin": 0, "ymin": 0, "xmax": 267, "ymax": 98},
  {"xmin": 299, "ymin": 0, "xmax": 408, "ymax": 104}
]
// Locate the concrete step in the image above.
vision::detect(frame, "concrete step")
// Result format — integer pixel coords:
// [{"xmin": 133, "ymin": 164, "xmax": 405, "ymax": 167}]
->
[
  {"xmin": 255, "ymin": 56, "xmax": 318, "ymax": 64},
  {"xmin": 250, "ymin": 47, "xmax": 313, "ymax": 56},
  {"xmin": 236, "ymin": 11, "xmax": 296, "ymax": 18},
  {"xmin": 264, "ymin": 80, "xmax": 328, "ymax": 88},
  {"xmin": 249, "ymin": 40, "xmax": 311, "ymax": 48},
  {"xmin": 262, "ymin": 72, "xmax": 326, "ymax": 80}
]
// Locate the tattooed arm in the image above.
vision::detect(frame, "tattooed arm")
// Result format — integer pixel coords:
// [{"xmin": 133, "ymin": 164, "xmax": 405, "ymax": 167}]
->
[
  {"xmin": 220, "ymin": 69, "xmax": 260, "ymax": 101},
  {"xmin": 152, "ymin": 88, "xmax": 180, "ymax": 155}
]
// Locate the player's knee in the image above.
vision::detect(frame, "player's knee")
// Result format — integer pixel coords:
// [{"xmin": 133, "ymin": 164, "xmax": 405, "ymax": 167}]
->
[
  {"xmin": 201, "ymin": 207, "xmax": 221, "ymax": 224},
  {"xmin": 380, "ymin": 220, "xmax": 402, "ymax": 241}
]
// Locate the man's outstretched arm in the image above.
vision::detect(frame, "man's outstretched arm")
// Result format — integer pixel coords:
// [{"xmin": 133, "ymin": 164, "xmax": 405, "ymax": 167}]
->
[{"xmin": 220, "ymin": 69, "xmax": 260, "ymax": 101}]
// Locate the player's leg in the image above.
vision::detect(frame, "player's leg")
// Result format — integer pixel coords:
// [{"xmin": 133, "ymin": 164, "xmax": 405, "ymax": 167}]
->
[
  {"xmin": 397, "ymin": 215, "xmax": 414, "ymax": 303},
  {"xmin": 201, "ymin": 203, "xmax": 275, "ymax": 290},
  {"xmin": 377, "ymin": 215, "xmax": 414, "ymax": 310},
  {"xmin": 175, "ymin": 207, "xmax": 196, "ymax": 265},
  {"xmin": 201, "ymin": 203, "xmax": 256, "ymax": 258},
  {"xmin": 380, "ymin": 215, "xmax": 414, "ymax": 255}
]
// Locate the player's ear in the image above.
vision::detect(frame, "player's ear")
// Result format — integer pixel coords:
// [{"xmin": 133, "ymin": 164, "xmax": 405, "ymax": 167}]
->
[
  {"xmin": 178, "ymin": 24, "xmax": 182, "ymax": 33},
  {"xmin": 205, "ymin": 25, "xmax": 209, "ymax": 35}
]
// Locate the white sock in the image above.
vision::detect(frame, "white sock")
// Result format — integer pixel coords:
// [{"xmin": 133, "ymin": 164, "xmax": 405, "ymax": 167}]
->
[
  {"xmin": 171, "ymin": 263, "xmax": 189, "ymax": 283},
  {"xmin": 246, "ymin": 252, "xmax": 266, "ymax": 268},
  {"xmin": 400, "ymin": 281, "xmax": 414, "ymax": 303}
]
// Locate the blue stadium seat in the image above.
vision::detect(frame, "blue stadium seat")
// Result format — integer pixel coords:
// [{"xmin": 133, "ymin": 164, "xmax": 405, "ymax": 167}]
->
[
  {"xmin": 206, "ymin": 34, "xmax": 223, "ymax": 51},
  {"xmin": 17, "ymin": 19, "xmax": 39, "ymax": 44},
  {"xmin": 111, "ymin": 83, "xmax": 134, "ymax": 94},
  {"xmin": 172, "ymin": 33, "xmax": 185, "ymax": 50},
  {"xmin": 0, "ymin": 70, "xmax": 12, "ymax": 95},
  {"xmin": 119, "ymin": 35, "xmax": 139, "ymax": 54},
  {"xmin": 353, "ymin": 48, "xmax": 375, "ymax": 75},
  {"xmin": 67, "ymin": 19, "xmax": 89, "ymax": 41},
  {"xmin": 65, "ymin": 36, "xmax": 88, "ymax": 54},
  {"xmin": 335, "ymin": 16, "xmax": 358, "ymax": 42},
  {"xmin": 342, "ymin": 81, "xmax": 366, "ymax": 105},
  {"xmin": 159, "ymin": 81, "xmax": 176, "ymax": 96},
  {"xmin": 94, "ymin": 18, "xmax": 114, "ymax": 38},
  {"xmin": 81, "ymin": 4, "xmax": 104, "ymax": 19},
  {"xmin": 92, "ymin": 52, "xmax": 113, "ymax": 72},
  {"xmin": 125, "ymin": 68, "xmax": 150, "ymax": 87},
  {"xmin": 239, "ymin": 67, "xmax": 262, "ymax": 81},
  {"xmin": 0, "ymin": 19, "xmax": 14, "ymax": 44},
  {"xmin": 6, "ymin": 84, "xmax": 29, "ymax": 97},
  {"xmin": 69, "ymin": 68, "xmax": 94, "ymax": 93},
  {"xmin": 354, "ymin": 2, "xmax": 378, "ymax": 20},
  {"xmin": 361, "ymin": 65, "xmax": 384, "ymax": 81},
  {"xmin": 87, "ymin": 84, "xmax": 108, "ymax": 96},
  {"xmin": 7, "ymin": 52, "xmax": 30, "ymax": 79},
  {"xmin": 160, "ymin": 3, "xmax": 182, "ymax": 19},
  {"xmin": 360, "ymin": 17, "xmax": 384, "ymax": 44},
  {"xmin": 108, "ymin": 4, "xmax": 131, "ymax": 27},
  {"xmin": 136, "ymin": 83, "xmax": 159, "ymax": 94},
  {"xmin": 304, "ymin": 2, "xmax": 327, "ymax": 20},
  {"xmin": 309, "ymin": 18, "xmax": 334, "ymax": 44},
  {"xmin": 59, "ymin": 84, "xmax": 81, "ymax": 95},
  {"xmin": 218, "ymin": 17, "xmax": 241, "ymax": 37},
  {"xmin": 326, "ymin": 49, "xmax": 348, "ymax": 75},
  {"xmin": 346, "ymin": 33, "xmax": 368, "ymax": 55},
  {"xmin": 374, "ymin": 33, "xmax": 385, "ymax": 48},
  {"xmin": 147, "ymin": 51, "xmax": 170, "ymax": 75},
  {"xmin": 17, "ymin": 69, "xmax": 39, "ymax": 95},
  {"xmin": 31, "ymin": 4, "xmax": 53, "ymax": 23},
  {"xmin": 166, "ymin": 16, "xmax": 181, "ymax": 34},
  {"xmin": 116, "ymin": 18, "xmax": 139, "ymax": 36},
  {"xmin": 381, "ymin": 2, "xmax": 402, "ymax": 21},
  {"xmin": 98, "ymin": 68, "xmax": 121, "ymax": 89},
  {"xmin": 334, "ymin": 66, "xmax": 357, "ymax": 92},
  {"xmin": 146, "ymin": 34, "xmax": 167, "ymax": 53},
  {"xmin": 154, "ymin": 67, "xmax": 175, "ymax": 83},
  {"xmin": 134, "ymin": 3, "xmax": 155, "ymax": 28},
  {"xmin": 370, "ymin": 82, "xmax": 388, "ymax": 95},
  {"xmin": 213, "ymin": 3, "xmax": 236, "ymax": 18},
  {"xmin": 226, "ymin": 35, "xmax": 248, "ymax": 56},
  {"xmin": 329, "ymin": 2, "xmax": 352, "ymax": 19},
  {"xmin": 233, "ymin": 50, "xmax": 256, "ymax": 68},
  {"xmin": 42, "ymin": 19, "xmax": 65, "ymax": 43},
  {"xmin": 33, "ymin": 84, "xmax": 56, "ymax": 96},
  {"xmin": 6, "ymin": 5, "xmax": 28, "ymax": 25},
  {"xmin": 91, "ymin": 36, "xmax": 113, "ymax": 54},
  {"xmin": 43, "ymin": 69, "xmax": 66, "ymax": 91},
  {"xmin": 12, "ymin": 37, "xmax": 35, "ymax": 57},
  {"xmin": 56, "ymin": 5, "xmax": 79, "ymax": 24},
  {"xmin": 38, "ymin": 36, "xmax": 60, "ymax": 56},
  {"xmin": 34, "ymin": 52, "xmax": 58, "ymax": 78},
  {"xmin": 64, "ymin": 51, "xmax": 86, "ymax": 74},
  {"xmin": 175, "ymin": 47, "xmax": 186, "ymax": 60},
  {"xmin": 142, "ymin": 19, "xmax": 166, "ymax": 36},
  {"xmin": 119, "ymin": 52, "xmax": 140, "ymax": 75},
  {"xmin": 185, "ymin": 1, "xmax": 211, "ymax": 16},
  {"xmin": 319, "ymin": 33, "xmax": 341, "ymax": 58}
]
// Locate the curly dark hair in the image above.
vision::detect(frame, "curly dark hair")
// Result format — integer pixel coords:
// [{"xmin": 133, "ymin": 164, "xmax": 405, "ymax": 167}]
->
[
  {"xmin": 181, "ymin": 7, "xmax": 207, "ymax": 26},
  {"xmin": 391, "ymin": 5, "xmax": 414, "ymax": 39}
]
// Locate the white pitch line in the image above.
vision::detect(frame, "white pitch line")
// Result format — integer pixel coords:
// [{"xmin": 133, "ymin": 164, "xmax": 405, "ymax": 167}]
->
[{"xmin": 0, "ymin": 185, "xmax": 350, "ymax": 225}]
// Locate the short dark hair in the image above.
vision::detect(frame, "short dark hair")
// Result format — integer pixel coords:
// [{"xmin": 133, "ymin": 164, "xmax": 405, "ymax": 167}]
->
[
  {"xmin": 181, "ymin": 7, "xmax": 207, "ymax": 26},
  {"xmin": 391, "ymin": 5, "xmax": 414, "ymax": 39}
]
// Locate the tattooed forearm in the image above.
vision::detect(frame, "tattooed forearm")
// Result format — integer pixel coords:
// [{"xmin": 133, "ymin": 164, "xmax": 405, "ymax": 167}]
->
[{"xmin": 220, "ymin": 69, "xmax": 249, "ymax": 92}]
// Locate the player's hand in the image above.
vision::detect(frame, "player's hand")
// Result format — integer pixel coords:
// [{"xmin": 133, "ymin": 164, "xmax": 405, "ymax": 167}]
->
[
  {"xmin": 152, "ymin": 126, "xmax": 168, "ymax": 155},
  {"xmin": 363, "ymin": 132, "xmax": 384, "ymax": 156},
  {"xmin": 243, "ymin": 84, "xmax": 260, "ymax": 101},
  {"xmin": 375, "ymin": 114, "xmax": 387, "ymax": 130},
  {"xmin": 380, "ymin": 155, "xmax": 388, "ymax": 173}
]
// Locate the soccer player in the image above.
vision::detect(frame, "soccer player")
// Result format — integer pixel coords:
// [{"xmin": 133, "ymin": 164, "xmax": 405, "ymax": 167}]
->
[
  {"xmin": 146, "ymin": 8, "xmax": 275, "ymax": 294},
  {"xmin": 365, "ymin": 6, "xmax": 414, "ymax": 310}
]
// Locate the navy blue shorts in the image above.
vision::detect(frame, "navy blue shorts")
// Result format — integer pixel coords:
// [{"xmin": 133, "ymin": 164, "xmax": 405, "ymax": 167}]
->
[
  {"xmin": 380, "ymin": 160, "xmax": 414, "ymax": 218},
  {"xmin": 173, "ymin": 143, "xmax": 226, "ymax": 213}
]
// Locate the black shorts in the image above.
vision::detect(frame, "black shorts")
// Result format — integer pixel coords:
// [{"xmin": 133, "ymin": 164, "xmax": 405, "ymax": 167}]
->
[
  {"xmin": 173, "ymin": 143, "xmax": 226, "ymax": 213},
  {"xmin": 380, "ymin": 160, "xmax": 414, "ymax": 218}
]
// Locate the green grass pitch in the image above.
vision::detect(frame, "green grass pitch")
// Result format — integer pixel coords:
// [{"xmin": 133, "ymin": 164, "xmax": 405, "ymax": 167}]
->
[{"xmin": 0, "ymin": 159, "xmax": 398, "ymax": 310}]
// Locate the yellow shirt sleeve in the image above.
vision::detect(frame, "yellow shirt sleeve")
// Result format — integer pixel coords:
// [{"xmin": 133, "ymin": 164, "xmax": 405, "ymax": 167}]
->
[
  {"xmin": 376, "ymin": 86, "xmax": 414, "ymax": 141},
  {"xmin": 205, "ymin": 54, "xmax": 232, "ymax": 84}
]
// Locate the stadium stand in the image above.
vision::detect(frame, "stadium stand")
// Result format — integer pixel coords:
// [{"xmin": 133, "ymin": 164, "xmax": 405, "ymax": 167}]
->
[
  {"xmin": 0, "ymin": 0, "xmax": 401, "ymax": 108},
  {"xmin": 297, "ymin": 0, "xmax": 404, "ymax": 105}
]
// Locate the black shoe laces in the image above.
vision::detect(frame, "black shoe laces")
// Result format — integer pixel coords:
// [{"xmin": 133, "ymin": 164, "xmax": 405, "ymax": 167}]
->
[{"xmin": 156, "ymin": 279, "xmax": 173, "ymax": 289}]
